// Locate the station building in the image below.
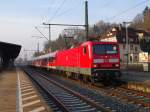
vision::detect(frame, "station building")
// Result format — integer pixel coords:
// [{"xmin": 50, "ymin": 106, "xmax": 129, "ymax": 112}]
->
[
  {"xmin": 0, "ymin": 41, "xmax": 21, "ymax": 70},
  {"xmin": 99, "ymin": 26, "xmax": 150, "ymax": 71}
]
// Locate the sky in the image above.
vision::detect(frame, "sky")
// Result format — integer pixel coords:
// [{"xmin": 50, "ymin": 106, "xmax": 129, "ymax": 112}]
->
[{"xmin": 0, "ymin": 0, "xmax": 149, "ymax": 59}]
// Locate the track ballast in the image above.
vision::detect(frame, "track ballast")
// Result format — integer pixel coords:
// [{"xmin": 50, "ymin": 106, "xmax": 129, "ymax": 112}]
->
[{"xmin": 23, "ymin": 68, "xmax": 110, "ymax": 112}]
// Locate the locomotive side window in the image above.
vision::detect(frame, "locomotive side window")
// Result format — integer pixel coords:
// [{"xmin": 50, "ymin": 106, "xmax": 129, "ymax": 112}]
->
[
  {"xmin": 49, "ymin": 57, "xmax": 55, "ymax": 62},
  {"xmin": 83, "ymin": 46, "xmax": 87, "ymax": 54}
]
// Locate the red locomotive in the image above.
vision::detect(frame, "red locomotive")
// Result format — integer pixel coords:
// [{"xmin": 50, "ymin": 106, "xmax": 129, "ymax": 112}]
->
[{"xmin": 29, "ymin": 41, "xmax": 121, "ymax": 82}]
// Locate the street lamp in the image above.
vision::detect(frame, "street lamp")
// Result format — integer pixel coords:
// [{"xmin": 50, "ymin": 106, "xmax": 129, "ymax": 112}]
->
[
  {"xmin": 85, "ymin": 0, "xmax": 89, "ymax": 41},
  {"xmin": 123, "ymin": 22, "xmax": 132, "ymax": 74}
]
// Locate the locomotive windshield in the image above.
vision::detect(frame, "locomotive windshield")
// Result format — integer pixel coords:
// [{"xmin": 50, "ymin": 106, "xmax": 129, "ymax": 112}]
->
[{"xmin": 93, "ymin": 44, "xmax": 117, "ymax": 54}]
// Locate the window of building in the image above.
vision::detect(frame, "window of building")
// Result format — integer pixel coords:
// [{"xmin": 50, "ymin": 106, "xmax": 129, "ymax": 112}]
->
[
  {"xmin": 135, "ymin": 46, "xmax": 138, "ymax": 52},
  {"xmin": 130, "ymin": 44, "xmax": 133, "ymax": 50},
  {"xmin": 130, "ymin": 56, "xmax": 133, "ymax": 62},
  {"xmin": 130, "ymin": 38, "xmax": 133, "ymax": 42},
  {"xmin": 135, "ymin": 38, "xmax": 138, "ymax": 43},
  {"xmin": 123, "ymin": 44, "xmax": 126, "ymax": 50},
  {"xmin": 123, "ymin": 38, "xmax": 125, "ymax": 42},
  {"xmin": 135, "ymin": 55, "xmax": 138, "ymax": 62}
]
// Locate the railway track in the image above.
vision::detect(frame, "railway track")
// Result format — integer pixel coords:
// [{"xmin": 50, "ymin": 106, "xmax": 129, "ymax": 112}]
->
[
  {"xmin": 56, "ymin": 73, "xmax": 150, "ymax": 109},
  {"xmin": 23, "ymin": 68, "xmax": 111, "ymax": 112},
  {"xmin": 28, "ymin": 76, "xmax": 63, "ymax": 112},
  {"xmin": 109, "ymin": 86, "xmax": 150, "ymax": 107},
  {"xmin": 30, "ymin": 68, "xmax": 150, "ymax": 112}
]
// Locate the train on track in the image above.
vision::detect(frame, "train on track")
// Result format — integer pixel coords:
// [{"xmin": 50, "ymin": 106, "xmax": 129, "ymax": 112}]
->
[{"xmin": 28, "ymin": 41, "xmax": 121, "ymax": 83}]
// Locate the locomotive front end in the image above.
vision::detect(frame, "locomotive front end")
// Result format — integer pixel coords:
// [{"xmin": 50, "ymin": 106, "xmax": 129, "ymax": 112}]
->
[{"xmin": 92, "ymin": 42, "xmax": 121, "ymax": 82}]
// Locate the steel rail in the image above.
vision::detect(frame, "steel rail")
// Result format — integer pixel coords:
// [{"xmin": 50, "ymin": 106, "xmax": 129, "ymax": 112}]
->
[
  {"xmin": 23, "ymin": 69, "xmax": 70, "ymax": 112},
  {"xmin": 24, "ymin": 68, "xmax": 111, "ymax": 112},
  {"xmin": 36, "ymin": 69, "xmax": 150, "ymax": 112},
  {"xmin": 38, "ymin": 73, "xmax": 111, "ymax": 112},
  {"xmin": 23, "ymin": 67, "xmax": 150, "ymax": 112}
]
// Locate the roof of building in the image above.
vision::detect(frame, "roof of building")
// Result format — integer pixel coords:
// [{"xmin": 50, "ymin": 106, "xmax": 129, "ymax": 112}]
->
[
  {"xmin": 100, "ymin": 27, "xmax": 150, "ymax": 44},
  {"xmin": 0, "ymin": 41, "xmax": 21, "ymax": 59}
]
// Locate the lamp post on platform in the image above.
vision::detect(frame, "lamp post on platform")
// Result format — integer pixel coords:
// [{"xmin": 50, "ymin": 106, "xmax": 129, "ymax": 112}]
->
[
  {"xmin": 85, "ymin": 0, "xmax": 89, "ymax": 41},
  {"xmin": 123, "ymin": 22, "xmax": 132, "ymax": 74}
]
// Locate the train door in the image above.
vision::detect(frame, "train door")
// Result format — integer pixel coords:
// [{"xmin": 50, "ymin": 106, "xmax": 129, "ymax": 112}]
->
[{"xmin": 79, "ymin": 45, "xmax": 91, "ymax": 75}]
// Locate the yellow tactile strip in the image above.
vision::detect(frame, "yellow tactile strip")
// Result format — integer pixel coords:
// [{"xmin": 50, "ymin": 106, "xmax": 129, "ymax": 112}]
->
[{"xmin": 17, "ymin": 70, "xmax": 52, "ymax": 112}]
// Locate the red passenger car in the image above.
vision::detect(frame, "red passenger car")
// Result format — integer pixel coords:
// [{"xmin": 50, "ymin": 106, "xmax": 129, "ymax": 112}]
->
[{"xmin": 30, "ymin": 41, "xmax": 121, "ymax": 82}]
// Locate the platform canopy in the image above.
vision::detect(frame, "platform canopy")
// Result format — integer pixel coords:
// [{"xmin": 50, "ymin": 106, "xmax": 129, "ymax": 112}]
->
[{"xmin": 0, "ymin": 41, "xmax": 21, "ymax": 68}]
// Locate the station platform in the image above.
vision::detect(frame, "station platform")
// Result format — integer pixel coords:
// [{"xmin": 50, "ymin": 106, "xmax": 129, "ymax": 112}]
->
[
  {"xmin": 121, "ymin": 71, "xmax": 150, "ymax": 85},
  {"xmin": 0, "ymin": 68, "xmax": 52, "ymax": 112},
  {"xmin": 0, "ymin": 69, "xmax": 17, "ymax": 112},
  {"xmin": 121, "ymin": 71, "xmax": 150, "ymax": 93}
]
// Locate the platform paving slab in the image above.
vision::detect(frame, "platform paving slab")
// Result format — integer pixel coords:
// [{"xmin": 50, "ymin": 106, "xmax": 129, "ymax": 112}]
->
[
  {"xmin": 0, "ymin": 69, "xmax": 53, "ymax": 112},
  {"xmin": 0, "ymin": 69, "xmax": 17, "ymax": 112},
  {"xmin": 121, "ymin": 71, "xmax": 150, "ymax": 84}
]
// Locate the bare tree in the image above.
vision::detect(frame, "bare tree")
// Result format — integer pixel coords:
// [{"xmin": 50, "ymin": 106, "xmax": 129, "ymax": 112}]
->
[
  {"xmin": 130, "ymin": 14, "xmax": 143, "ymax": 29},
  {"xmin": 90, "ymin": 21, "xmax": 118, "ymax": 36},
  {"xmin": 143, "ymin": 9, "xmax": 150, "ymax": 32},
  {"xmin": 131, "ymin": 6, "xmax": 150, "ymax": 32},
  {"xmin": 43, "ymin": 34, "xmax": 76, "ymax": 53}
]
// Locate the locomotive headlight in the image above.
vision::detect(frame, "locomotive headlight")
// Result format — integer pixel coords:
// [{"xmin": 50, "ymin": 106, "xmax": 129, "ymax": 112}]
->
[
  {"xmin": 93, "ymin": 64, "xmax": 98, "ymax": 68},
  {"xmin": 95, "ymin": 73, "xmax": 98, "ymax": 77},
  {"xmin": 115, "ymin": 64, "xmax": 119, "ymax": 67}
]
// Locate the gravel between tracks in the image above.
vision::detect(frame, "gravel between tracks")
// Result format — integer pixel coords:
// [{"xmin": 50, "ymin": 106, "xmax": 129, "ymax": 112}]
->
[
  {"xmin": 24, "ymin": 68, "xmax": 108, "ymax": 112},
  {"xmin": 37, "ymin": 69, "xmax": 150, "ymax": 112}
]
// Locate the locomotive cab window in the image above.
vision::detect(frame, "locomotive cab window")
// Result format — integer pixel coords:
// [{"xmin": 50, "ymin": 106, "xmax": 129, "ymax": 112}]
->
[
  {"xmin": 106, "ymin": 45, "xmax": 117, "ymax": 54},
  {"xmin": 83, "ymin": 46, "xmax": 87, "ymax": 54},
  {"xmin": 93, "ymin": 44, "xmax": 118, "ymax": 54}
]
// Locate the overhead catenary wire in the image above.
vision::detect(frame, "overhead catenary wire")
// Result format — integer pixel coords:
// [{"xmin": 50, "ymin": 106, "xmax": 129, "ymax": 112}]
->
[
  {"xmin": 99, "ymin": 0, "xmax": 114, "ymax": 9},
  {"xmin": 41, "ymin": 0, "xmax": 85, "ymax": 42},
  {"xmin": 31, "ymin": 0, "xmax": 58, "ymax": 40},
  {"xmin": 41, "ymin": 0, "xmax": 58, "ymax": 23},
  {"xmin": 35, "ymin": 0, "xmax": 66, "ymax": 42},
  {"xmin": 48, "ymin": 0, "xmax": 67, "ymax": 22},
  {"xmin": 51, "ymin": 8, "xmax": 73, "ymax": 19},
  {"xmin": 106, "ymin": 0, "xmax": 149, "ymax": 21},
  {"xmin": 47, "ymin": 1, "xmax": 84, "ymax": 23},
  {"xmin": 92, "ymin": 0, "xmax": 115, "ymax": 24},
  {"xmin": 35, "ymin": 27, "xmax": 48, "ymax": 41}
]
